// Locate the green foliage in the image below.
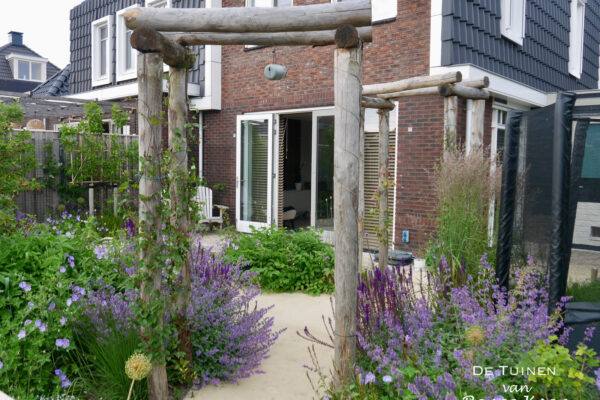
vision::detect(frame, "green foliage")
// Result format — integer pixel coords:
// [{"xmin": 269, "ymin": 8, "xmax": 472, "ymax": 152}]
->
[
  {"xmin": 426, "ymin": 148, "xmax": 500, "ymax": 282},
  {"xmin": 518, "ymin": 335, "xmax": 599, "ymax": 399},
  {"xmin": 567, "ymin": 279, "xmax": 600, "ymax": 302},
  {"xmin": 0, "ymin": 101, "xmax": 40, "ymax": 227},
  {"xmin": 59, "ymin": 102, "xmax": 137, "ymax": 186},
  {"xmin": 0, "ymin": 216, "xmax": 124, "ymax": 397},
  {"xmin": 223, "ymin": 226, "xmax": 334, "ymax": 294}
]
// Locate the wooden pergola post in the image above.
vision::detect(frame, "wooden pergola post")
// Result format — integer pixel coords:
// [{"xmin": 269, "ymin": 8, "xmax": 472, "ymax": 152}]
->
[
  {"xmin": 444, "ymin": 96, "xmax": 458, "ymax": 155},
  {"xmin": 377, "ymin": 108, "xmax": 390, "ymax": 268},
  {"xmin": 137, "ymin": 52, "xmax": 169, "ymax": 399},
  {"xmin": 333, "ymin": 24, "xmax": 362, "ymax": 387},
  {"xmin": 469, "ymin": 99, "xmax": 485, "ymax": 154}
]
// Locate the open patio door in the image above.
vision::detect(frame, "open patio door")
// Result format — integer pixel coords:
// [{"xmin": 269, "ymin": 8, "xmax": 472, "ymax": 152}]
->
[
  {"xmin": 311, "ymin": 110, "xmax": 335, "ymax": 243},
  {"xmin": 236, "ymin": 114, "xmax": 275, "ymax": 233}
]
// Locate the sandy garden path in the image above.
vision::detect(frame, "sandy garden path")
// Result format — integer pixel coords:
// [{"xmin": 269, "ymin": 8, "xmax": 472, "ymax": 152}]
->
[{"xmin": 185, "ymin": 292, "xmax": 333, "ymax": 400}]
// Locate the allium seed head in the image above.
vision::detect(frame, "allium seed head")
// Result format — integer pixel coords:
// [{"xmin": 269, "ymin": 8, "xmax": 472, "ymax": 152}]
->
[
  {"xmin": 125, "ymin": 353, "xmax": 152, "ymax": 381},
  {"xmin": 465, "ymin": 325, "xmax": 486, "ymax": 347}
]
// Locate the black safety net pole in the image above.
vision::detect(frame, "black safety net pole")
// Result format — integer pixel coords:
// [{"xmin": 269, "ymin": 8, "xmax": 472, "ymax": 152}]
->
[
  {"xmin": 561, "ymin": 118, "xmax": 589, "ymax": 296},
  {"xmin": 495, "ymin": 110, "xmax": 523, "ymax": 292},
  {"xmin": 548, "ymin": 92, "xmax": 576, "ymax": 313}
]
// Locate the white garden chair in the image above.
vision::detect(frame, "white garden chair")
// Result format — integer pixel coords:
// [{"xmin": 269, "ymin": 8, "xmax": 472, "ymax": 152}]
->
[{"xmin": 194, "ymin": 186, "xmax": 228, "ymax": 229}]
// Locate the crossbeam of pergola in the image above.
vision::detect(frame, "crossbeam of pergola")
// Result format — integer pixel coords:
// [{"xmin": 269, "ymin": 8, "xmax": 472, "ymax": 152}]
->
[
  {"xmin": 360, "ymin": 74, "xmax": 491, "ymax": 267},
  {"xmin": 127, "ymin": 2, "xmax": 372, "ymax": 397}
]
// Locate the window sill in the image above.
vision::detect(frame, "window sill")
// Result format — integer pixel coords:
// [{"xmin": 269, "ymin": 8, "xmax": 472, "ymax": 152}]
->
[
  {"xmin": 116, "ymin": 70, "xmax": 137, "ymax": 82},
  {"xmin": 501, "ymin": 32, "xmax": 523, "ymax": 47},
  {"xmin": 92, "ymin": 77, "xmax": 111, "ymax": 87}
]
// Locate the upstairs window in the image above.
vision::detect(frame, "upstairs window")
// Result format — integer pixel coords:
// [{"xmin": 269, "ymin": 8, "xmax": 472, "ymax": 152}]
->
[
  {"xmin": 117, "ymin": 6, "xmax": 139, "ymax": 81},
  {"xmin": 146, "ymin": 0, "xmax": 171, "ymax": 7},
  {"xmin": 569, "ymin": 0, "xmax": 586, "ymax": 78},
  {"xmin": 333, "ymin": 0, "xmax": 397, "ymax": 23},
  {"xmin": 500, "ymin": 0, "xmax": 526, "ymax": 45},
  {"xmin": 246, "ymin": 0, "xmax": 292, "ymax": 7},
  {"xmin": 6, "ymin": 54, "xmax": 47, "ymax": 82},
  {"xmin": 91, "ymin": 15, "xmax": 113, "ymax": 87}
]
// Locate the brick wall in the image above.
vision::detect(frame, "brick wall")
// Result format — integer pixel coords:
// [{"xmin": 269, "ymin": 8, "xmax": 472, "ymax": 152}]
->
[{"xmin": 203, "ymin": 0, "xmax": 449, "ymax": 252}]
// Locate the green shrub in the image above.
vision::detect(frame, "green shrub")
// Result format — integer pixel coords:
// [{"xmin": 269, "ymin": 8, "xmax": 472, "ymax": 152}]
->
[
  {"xmin": 426, "ymin": 148, "xmax": 500, "ymax": 281},
  {"xmin": 222, "ymin": 226, "xmax": 334, "ymax": 294},
  {"xmin": 0, "ymin": 215, "xmax": 125, "ymax": 398},
  {"xmin": 567, "ymin": 279, "xmax": 600, "ymax": 302}
]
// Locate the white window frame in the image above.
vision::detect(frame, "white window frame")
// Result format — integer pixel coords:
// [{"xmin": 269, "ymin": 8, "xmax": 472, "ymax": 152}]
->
[
  {"xmin": 5, "ymin": 53, "xmax": 48, "ymax": 82},
  {"xmin": 500, "ymin": 0, "xmax": 526, "ymax": 46},
  {"xmin": 146, "ymin": 0, "xmax": 171, "ymax": 7},
  {"xmin": 569, "ymin": 0, "xmax": 586, "ymax": 79},
  {"xmin": 246, "ymin": 0, "xmax": 293, "ymax": 7},
  {"xmin": 91, "ymin": 15, "xmax": 113, "ymax": 87},
  {"xmin": 116, "ymin": 5, "xmax": 140, "ymax": 82},
  {"xmin": 332, "ymin": 0, "xmax": 397, "ymax": 23}
]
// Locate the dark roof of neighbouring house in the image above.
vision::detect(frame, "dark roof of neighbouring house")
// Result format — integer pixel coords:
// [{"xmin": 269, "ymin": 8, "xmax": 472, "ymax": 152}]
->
[
  {"xmin": 32, "ymin": 64, "xmax": 71, "ymax": 96},
  {"xmin": 0, "ymin": 78, "xmax": 40, "ymax": 92},
  {"xmin": 0, "ymin": 41, "xmax": 61, "ymax": 91}
]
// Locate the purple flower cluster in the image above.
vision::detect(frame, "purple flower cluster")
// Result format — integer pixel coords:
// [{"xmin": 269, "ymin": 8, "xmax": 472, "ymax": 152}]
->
[
  {"xmin": 93, "ymin": 244, "xmax": 108, "ymax": 260},
  {"xmin": 80, "ymin": 285, "xmax": 137, "ymax": 338},
  {"xmin": 186, "ymin": 243, "xmax": 282, "ymax": 387},
  {"xmin": 54, "ymin": 369, "xmax": 71, "ymax": 388},
  {"xmin": 356, "ymin": 255, "xmax": 567, "ymax": 398},
  {"xmin": 19, "ymin": 281, "xmax": 31, "ymax": 292},
  {"xmin": 55, "ymin": 338, "xmax": 70, "ymax": 349}
]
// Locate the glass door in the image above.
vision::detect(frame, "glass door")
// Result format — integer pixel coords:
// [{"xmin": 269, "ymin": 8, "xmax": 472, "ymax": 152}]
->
[
  {"xmin": 311, "ymin": 110, "xmax": 335, "ymax": 243},
  {"xmin": 236, "ymin": 115, "xmax": 273, "ymax": 233}
]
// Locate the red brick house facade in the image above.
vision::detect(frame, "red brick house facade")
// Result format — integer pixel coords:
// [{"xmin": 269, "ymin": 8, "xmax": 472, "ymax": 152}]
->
[{"xmin": 202, "ymin": 0, "xmax": 468, "ymax": 252}]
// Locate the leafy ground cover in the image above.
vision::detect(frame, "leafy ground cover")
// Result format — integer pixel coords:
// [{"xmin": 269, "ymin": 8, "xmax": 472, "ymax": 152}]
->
[
  {"xmin": 567, "ymin": 279, "xmax": 600, "ymax": 302},
  {"xmin": 222, "ymin": 226, "xmax": 335, "ymax": 295},
  {"xmin": 309, "ymin": 255, "xmax": 600, "ymax": 399},
  {"xmin": 0, "ymin": 214, "xmax": 280, "ymax": 399}
]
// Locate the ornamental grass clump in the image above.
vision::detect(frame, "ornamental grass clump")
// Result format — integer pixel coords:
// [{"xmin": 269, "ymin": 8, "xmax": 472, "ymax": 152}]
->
[{"xmin": 427, "ymin": 148, "xmax": 501, "ymax": 282}]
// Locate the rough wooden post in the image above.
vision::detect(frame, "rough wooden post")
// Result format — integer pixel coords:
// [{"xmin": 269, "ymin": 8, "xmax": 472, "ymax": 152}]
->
[
  {"xmin": 469, "ymin": 99, "xmax": 485, "ymax": 154},
  {"xmin": 378, "ymin": 109, "xmax": 390, "ymax": 268},
  {"xmin": 138, "ymin": 52, "xmax": 168, "ymax": 400},
  {"xmin": 333, "ymin": 24, "xmax": 362, "ymax": 387},
  {"xmin": 168, "ymin": 66, "xmax": 194, "ymax": 366},
  {"xmin": 444, "ymin": 96, "xmax": 457, "ymax": 156}
]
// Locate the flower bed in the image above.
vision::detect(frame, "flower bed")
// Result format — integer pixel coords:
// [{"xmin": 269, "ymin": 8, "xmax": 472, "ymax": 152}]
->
[
  {"xmin": 315, "ymin": 256, "xmax": 600, "ymax": 399},
  {"xmin": 0, "ymin": 214, "xmax": 280, "ymax": 399}
]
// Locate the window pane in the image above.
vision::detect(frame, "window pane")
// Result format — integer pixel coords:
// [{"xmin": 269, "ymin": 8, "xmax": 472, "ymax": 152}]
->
[
  {"xmin": 100, "ymin": 26, "xmax": 107, "ymax": 40},
  {"xmin": 274, "ymin": 0, "xmax": 292, "ymax": 6},
  {"xmin": 31, "ymin": 63, "xmax": 42, "ymax": 81},
  {"xmin": 249, "ymin": 0, "xmax": 272, "ymax": 7},
  {"xmin": 18, "ymin": 60, "xmax": 29, "ymax": 80},
  {"xmin": 100, "ymin": 39, "xmax": 107, "ymax": 76},
  {"xmin": 126, "ymin": 30, "xmax": 133, "ymax": 70}
]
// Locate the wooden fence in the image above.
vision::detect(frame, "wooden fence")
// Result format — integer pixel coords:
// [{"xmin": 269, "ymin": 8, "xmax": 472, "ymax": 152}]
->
[{"xmin": 13, "ymin": 130, "xmax": 138, "ymax": 221}]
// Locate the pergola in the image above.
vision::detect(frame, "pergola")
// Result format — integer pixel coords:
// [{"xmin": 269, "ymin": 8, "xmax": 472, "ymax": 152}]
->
[{"xmin": 124, "ymin": 2, "xmax": 490, "ymax": 397}]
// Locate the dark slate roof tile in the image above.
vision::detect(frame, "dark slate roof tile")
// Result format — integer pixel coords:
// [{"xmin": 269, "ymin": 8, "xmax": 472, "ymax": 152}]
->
[{"xmin": 31, "ymin": 64, "xmax": 71, "ymax": 96}]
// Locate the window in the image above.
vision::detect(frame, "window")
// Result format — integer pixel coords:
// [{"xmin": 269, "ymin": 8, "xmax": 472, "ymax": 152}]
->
[
  {"xmin": 6, "ymin": 54, "xmax": 47, "ymax": 82},
  {"xmin": 146, "ymin": 0, "xmax": 171, "ymax": 7},
  {"xmin": 491, "ymin": 107, "xmax": 508, "ymax": 163},
  {"xmin": 91, "ymin": 15, "xmax": 113, "ymax": 87},
  {"xmin": 569, "ymin": 0, "xmax": 586, "ymax": 78},
  {"xmin": 117, "ymin": 6, "xmax": 139, "ymax": 82},
  {"xmin": 246, "ymin": 0, "xmax": 292, "ymax": 7},
  {"xmin": 333, "ymin": 0, "xmax": 396, "ymax": 23},
  {"xmin": 500, "ymin": 0, "xmax": 526, "ymax": 45}
]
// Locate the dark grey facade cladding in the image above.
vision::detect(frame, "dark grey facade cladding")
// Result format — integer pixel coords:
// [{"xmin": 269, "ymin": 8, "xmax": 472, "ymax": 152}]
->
[
  {"xmin": 441, "ymin": 0, "xmax": 600, "ymax": 93},
  {"xmin": 70, "ymin": 0, "xmax": 205, "ymax": 95}
]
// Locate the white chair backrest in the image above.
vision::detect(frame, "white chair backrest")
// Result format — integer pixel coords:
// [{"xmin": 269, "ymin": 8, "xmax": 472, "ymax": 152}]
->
[{"xmin": 197, "ymin": 186, "xmax": 213, "ymax": 219}]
